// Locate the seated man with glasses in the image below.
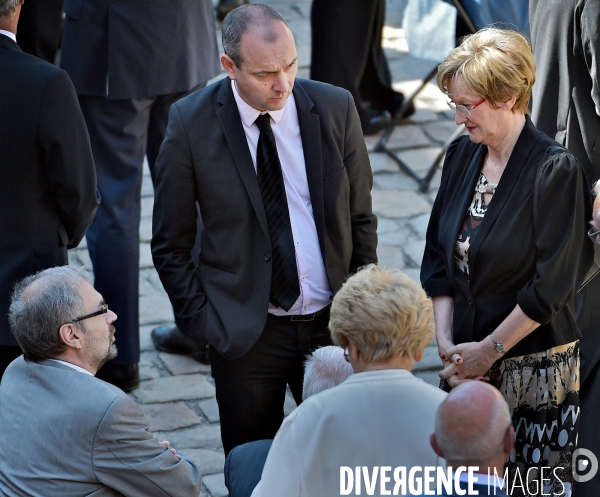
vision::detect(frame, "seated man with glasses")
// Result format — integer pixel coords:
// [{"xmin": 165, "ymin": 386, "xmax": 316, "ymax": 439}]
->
[{"xmin": 0, "ymin": 266, "xmax": 202, "ymax": 497}]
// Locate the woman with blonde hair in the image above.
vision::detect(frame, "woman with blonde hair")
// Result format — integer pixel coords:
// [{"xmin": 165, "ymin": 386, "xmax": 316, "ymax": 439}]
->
[{"xmin": 421, "ymin": 28, "xmax": 594, "ymax": 495}]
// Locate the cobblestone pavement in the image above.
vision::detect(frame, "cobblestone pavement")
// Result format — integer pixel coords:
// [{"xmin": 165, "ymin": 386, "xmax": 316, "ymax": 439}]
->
[{"xmin": 68, "ymin": 1, "xmax": 462, "ymax": 495}]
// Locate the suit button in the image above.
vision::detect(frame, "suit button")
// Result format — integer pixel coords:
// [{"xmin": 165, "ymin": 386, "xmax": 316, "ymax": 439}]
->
[
  {"xmin": 468, "ymin": 299, "xmax": 474, "ymax": 306},
  {"xmin": 264, "ymin": 252, "xmax": 271, "ymax": 261}
]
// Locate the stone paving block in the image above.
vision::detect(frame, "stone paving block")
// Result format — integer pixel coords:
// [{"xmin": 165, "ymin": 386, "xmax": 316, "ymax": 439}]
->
[
  {"xmin": 372, "ymin": 190, "xmax": 431, "ymax": 219},
  {"xmin": 198, "ymin": 398, "xmax": 220, "ymax": 423},
  {"xmin": 141, "ymin": 175, "xmax": 154, "ymax": 197},
  {"xmin": 403, "ymin": 239, "xmax": 426, "ymax": 267},
  {"xmin": 402, "ymin": 268, "xmax": 421, "ymax": 284},
  {"xmin": 369, "ymin": 152, "xmax": 400, "ymax": 174},
  {"xmin": 203, "ymin": 473, "xmax": 228, "ymax": 497},
  {"xmin": 388, "ymin": 55, "xmax": 437, "ymax": 83},
  {"xmin": 377, "ymin": 218, "xmax": 401, "ymax": 234},
  {"xmin": 161, "ymin": 352, "xmax": 211, "ymax": 375},
  {"xmin": 140, "ymin": 216, "xmax": 152, "ymax": 242},
  {"xmin": 373, "ymin": 172, "xmax": 428, "ymax": 192},
  {"xmin": 68, "ymin": 248, "xmax": 93, "ymax": 271},
  {"xmin": 134, "ymin": 374, "xmax": 215, "ymax": 403},
  {"xmin": 141, "ymin": 196, "xmax": 154, "ymax": 217},
  {"xmin": 394, "ymin": 147, "xmax": 444, "ymax": 175},
  {"xmin": 185, "ymin": 449, "xmax": 225, "ymax": 476},
  {"xmin": 408, "ymin": 213, "xmax": 431, "ymax": 239},
  {"xmin": 139, "ymin": 402, "xmax": 202, "ymax": 432},
  {"xmin": 292, "ymin": 1, "xmax": 311, "ymax": 18},
  {"xmin": 139, "ymin": 293, "xmax": 174, "ymax": 326},
  {"xmin": 139, "ymin": 362, "xmax": 161, "ymax": 382},
  {"xmin": 377, "ymin": 246, "xmax": 405, "ymax": 269},
  {"xmin": 363, "ymin": 133, "xmax": 383, "ymax": 152},
  {"xmin": 414, "ymin": 370, "xmax": 442, "ymax": 388},
  {"xmin": 423, "ymin": 120, "xmax": 463, "ymax": 145},
  {"xmin": 155, "ymin": 425, "xmax": 222, "ymax": 450},
  {"xmin": 378, "ymin": 229, "xmax": 410, "ymax": 246},
  {"xmin": 141, "ymin": 350, "xmax": 159, "ymax": 364},
  {"xmin": 386, "ymin": 124, "xmax": 431, "ymax": 150},
  {"xmin": 408, "ymin": 108, "xmax": 439, "ymax": 123},
  {"xmin": 140, "ymin": 242, "xmax": 154, "ymax": 268},
  {"xmin": 413, "ymin": 346, "xmax": 443, "ymax": 373},
  {"xmin": 140, "ymin": 324, "xmax": 161, "ymax": 352},
  {"xmin": 284, "ymin": 394, "xmax": 297, "ymax": 416}
]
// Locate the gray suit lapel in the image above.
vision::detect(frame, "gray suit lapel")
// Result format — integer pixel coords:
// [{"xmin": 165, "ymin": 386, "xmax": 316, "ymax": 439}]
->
[{"xmin": 216, "ymin": 79, "xmax": 269, "ymax": 239}]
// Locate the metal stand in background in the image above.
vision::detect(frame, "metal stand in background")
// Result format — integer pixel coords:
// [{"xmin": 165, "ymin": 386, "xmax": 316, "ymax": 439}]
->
[{"xmin": 374, "ymin": 0, "xmax": 476, "ymax": 193}]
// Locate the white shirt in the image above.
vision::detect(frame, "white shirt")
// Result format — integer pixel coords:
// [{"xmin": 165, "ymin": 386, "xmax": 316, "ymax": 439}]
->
[
  {"xmin": 232, "ymin": 80, "xmax": 331, "ymax": 315},
  {"xmin": 48, "ymin": 359, "xmax": 93, "ymax": 376},
  {"xmin": 0, "ymin": 30, "xmax": 16, "ymax": 42}
]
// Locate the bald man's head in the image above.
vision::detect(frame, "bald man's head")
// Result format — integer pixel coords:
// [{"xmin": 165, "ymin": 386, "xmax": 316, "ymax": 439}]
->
[{"xmin": 433, "ymin": 382, "xmax": 513, "ymax": 466}]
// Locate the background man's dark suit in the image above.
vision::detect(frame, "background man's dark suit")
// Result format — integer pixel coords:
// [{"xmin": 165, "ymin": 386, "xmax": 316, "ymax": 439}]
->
[
  {"xmin": 59, "ymin": 0, "xmax": 221, "ymax": 376},
  {"xmin": 0, "ymin": 33, "xmax": 98, "ymax": 374},
  {"xmin": 16, "ymin": 0, "xmax": 64, "ymax": 63},
  {"xmin": 530, "ymin": 2, "xmax": 600, "ymax": 493},
  {"xmin": 152, "ymin": 77, "xmax": 377, "ymax": 452}
]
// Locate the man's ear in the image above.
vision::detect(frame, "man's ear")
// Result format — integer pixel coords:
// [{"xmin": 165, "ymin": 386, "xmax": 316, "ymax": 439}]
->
[
  {"xmin": 503, "ymin": 426, "xmax": 514, "ymax": 457},
  {"xmin": 430, "ymin": 433, "xmax": 444, "ymax": 458},
  {"xmin": 221, "ymin": 54, "xmax": 237, "ymax": 79},
  {"xmin": 413, "ymin": 349, "xmax": 424, "ymax": 363},
  {"xmin": 58, "ymin": 323, "xmax": 83, "ymax": 350}
]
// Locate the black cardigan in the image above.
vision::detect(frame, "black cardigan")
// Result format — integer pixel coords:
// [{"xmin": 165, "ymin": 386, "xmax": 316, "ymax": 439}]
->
[{"xmin": 421, "ymin": 117, "xmax": 594, "ymax": 358}]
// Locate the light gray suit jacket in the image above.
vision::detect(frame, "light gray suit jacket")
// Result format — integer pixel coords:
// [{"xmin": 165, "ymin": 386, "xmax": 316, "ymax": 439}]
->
[{"xmin": 0, "ymin": 357, "xmax": 202, "ymax": 496}]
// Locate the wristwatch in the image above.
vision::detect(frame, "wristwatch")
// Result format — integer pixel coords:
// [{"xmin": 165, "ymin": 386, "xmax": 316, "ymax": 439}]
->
[{"xmin": 489, "ymin": 333, "xmax": 506, "ymax": 354}]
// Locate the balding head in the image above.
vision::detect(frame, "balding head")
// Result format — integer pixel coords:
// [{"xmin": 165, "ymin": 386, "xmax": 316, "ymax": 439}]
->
[
  {"xmin": 432, "ymin": 382, "xmax": 513, "ymax": 467},
  {"xmin": 221, "ymin": 3, "xmax": 291, "ymax": 68}
]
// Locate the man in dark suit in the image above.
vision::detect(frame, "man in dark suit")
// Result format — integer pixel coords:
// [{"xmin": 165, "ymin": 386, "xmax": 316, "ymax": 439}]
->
[
  {"xmin": 0, "ymin": 0, "xmax": 98, "ymax": 380},
  {"xmin": 59, "ymin": 0, "xmax": 221, "ymax": 391},
  {"xmin": 530, "ymin": 3, "xmax": 600, "ymax": 494},
  {"xmin": 16, "ymin": 0, "xmax": 64, "ymax": 63},
  {"xmin": 1, "ymin": 266, "xmax": 201, "ymax": 496},
  {"xmin": 413, "ymin": 382, "xmax": 512, "ymax": 497},
  {"xmin": 152, "ymin": 4, "xmax": 377, "ymax": 455}
]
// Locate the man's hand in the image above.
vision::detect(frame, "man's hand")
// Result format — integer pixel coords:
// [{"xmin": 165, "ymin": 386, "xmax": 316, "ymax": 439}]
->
[{"xmin": 159, "ymin": 440, "xmax": 182, "ymax": 460}]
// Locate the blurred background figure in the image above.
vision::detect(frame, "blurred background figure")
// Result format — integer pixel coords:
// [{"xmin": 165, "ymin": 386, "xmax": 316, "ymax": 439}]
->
[
  {"xmin": 0, "ymin": 0, "xmax": 98, "ymax": 380},
  {"xmin": 59, "ymin": 0, "xmax": 220, "ymax": 392},
  {"xmin": 216, "ymin": 0, "xmax": 248, "ymax": 22},
  {"xmin": 529, "ymin": 3, "xmax": 600, "ymax": 494},
  {"xmin": 310, "ymin": 0, "xmax": 414, "ymax": 135},
  {"xmin": 15, "ymin": 0, "xmax": 63, "ymax": 63}
]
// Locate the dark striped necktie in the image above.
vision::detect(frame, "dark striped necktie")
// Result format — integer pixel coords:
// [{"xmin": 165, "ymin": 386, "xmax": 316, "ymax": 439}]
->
[{"xmin": 255, "ymin": 113, "xmax": 300, "ymax": 311}]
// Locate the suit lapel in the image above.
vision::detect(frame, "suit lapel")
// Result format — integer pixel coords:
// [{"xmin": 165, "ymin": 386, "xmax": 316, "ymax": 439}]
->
[
  {"xmin": 216, "ymin": 79, "xmax": 269, "ymax": 239},
  {"xmin": 468, "ymin": 116, "xmax": 540, "ymax": 272},
  {"xmin": 293, "ymin": 81, "xmax": 326, "ymax": 249}
]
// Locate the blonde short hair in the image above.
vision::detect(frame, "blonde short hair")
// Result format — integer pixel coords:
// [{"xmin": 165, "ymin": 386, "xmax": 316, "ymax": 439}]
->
[
  {"xmin": 437, "ymin": 28, "xmax": 535, "ymax": 113},
  {"xmin": 329, "ymin": 265, "xmax": 434, "ymax": 362}
]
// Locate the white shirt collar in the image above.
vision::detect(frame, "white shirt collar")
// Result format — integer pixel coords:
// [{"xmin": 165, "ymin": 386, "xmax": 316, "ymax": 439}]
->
[
  {"xmin": 48, "ymin": 359, "xmax": 94, "ymax": 376},
  {"xmin": 0, "ymin": 30, "xmax": 16, "ymax": 43},
  {"xmin": 231, "ymin": 79, "xmax": 286, "ymax": 127}
]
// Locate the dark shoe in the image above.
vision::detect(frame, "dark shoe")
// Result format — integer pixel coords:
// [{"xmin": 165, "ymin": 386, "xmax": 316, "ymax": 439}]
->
[
  {"xmin": 359, "ymin": 109, "xmax": 391, "ymax": 135},
  {"xmin": 192, "ymin": 347, "xmax": 211, "ymax": 366},
  {"xmin": 96, "ymin": 363, "xmax": 139, "ymax": 393},
  {"xmin": 151, "ymin": 324, "xmax": 198, "ymax": 354},
  {"xmin": 217, "ymin": 0, "xmax": 248, "ymax": 22}
]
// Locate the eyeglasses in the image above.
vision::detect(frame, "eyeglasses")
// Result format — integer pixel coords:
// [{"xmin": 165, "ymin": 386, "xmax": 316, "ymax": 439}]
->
[
  {"xmin": 343, "ymin": 348, "xmax": 349, "ymax": 363},
  {"xmin": 69, "ymin": 304, "xmax": 109, "ymax": 323},
  {"xmin": 447, "ymin": 97, "xmax": 486, "ymax": 118},
  {"xmin": 588, "ymin": 227, "xmax": 600, "ymax": 244}
]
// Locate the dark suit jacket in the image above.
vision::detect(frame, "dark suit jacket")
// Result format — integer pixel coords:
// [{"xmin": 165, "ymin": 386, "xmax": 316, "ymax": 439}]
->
[
  {"xmin": 60, "ymin": 0, "xmax": 221, "ymax": 99},
  {"xmin": 0, "ymin": 358, "xmax": 201, "ymax": 496},
  {"xmin": 152, "ymin": 78, "xmax": 377, "ymax": 360},
  {"xmin": 0, "ymin": 34, "xmax": 98, "ymax": 346},
  {"xmin": 422, "ymin": 117, "xmax": 593, "ymax": 358}
]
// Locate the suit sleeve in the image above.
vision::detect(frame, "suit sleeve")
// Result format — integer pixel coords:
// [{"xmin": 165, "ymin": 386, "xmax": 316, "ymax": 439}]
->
[
  {"xmin": 343, "ymin": 92, "xmax": 378, "ymax": 270},
  {"xmin": 151, "ymin": 102, "xmax": 207, "ymax": 341},
  {"xmin": 581, "ymin": 0, "xmax": 600, "ymax": 117},
  {"xmin": 39, "ymin": 69, "xmax": 99, "ymax": 249},
  {"xmin": 517, "ymin": 150, "xmax": 594, "ymax": 324},
  {"xmin": 420, "ymin": 138, "xmax": 462, "ymax": 297},
  {"xmin": 93, "ymin": 394, "xmax": 202, "ymax": 497}
]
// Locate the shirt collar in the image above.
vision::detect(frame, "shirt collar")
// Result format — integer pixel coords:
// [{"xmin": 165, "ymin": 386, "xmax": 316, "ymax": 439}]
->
[
  {"xmin": 231, "ymin": 79, "xmax": 285, "ymax": 127},
  {"xmin": 0, "ymin": 30, "xmax": 16, "ymax": 43},
  {"xmin": 48, "ymin": 359, "xmax": 94, "ymax": 376}
]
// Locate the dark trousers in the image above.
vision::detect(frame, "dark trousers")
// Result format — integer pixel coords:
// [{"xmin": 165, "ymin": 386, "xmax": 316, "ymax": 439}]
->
[
  {"xmin": 310, "ymin": 0, "xmax": 396, "ymax": 114},
  {"xmin": 210, "ymin": 309, "xmax": 332, "ymax": 455},
  {"xmin": 16, "ymin": 0, "xmax": 64, "ymax": 63},
  {"xmin": 78, "ymin": 88, "xmax": 199, "ymax": 364}
]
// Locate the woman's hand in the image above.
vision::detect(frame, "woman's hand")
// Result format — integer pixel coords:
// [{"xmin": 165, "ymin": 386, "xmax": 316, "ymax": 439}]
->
[{"xmin": 439, "ymin": 339, "xmax": 498, "ymax": 382}]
